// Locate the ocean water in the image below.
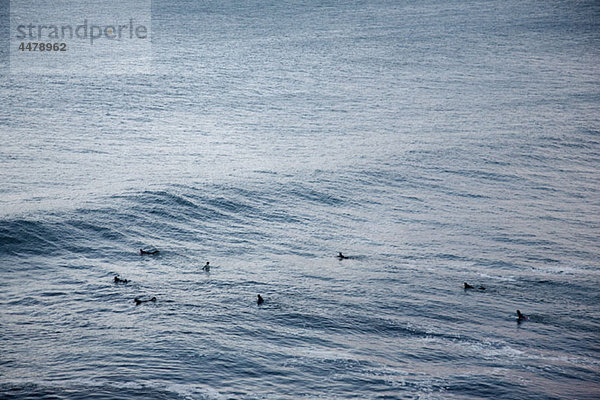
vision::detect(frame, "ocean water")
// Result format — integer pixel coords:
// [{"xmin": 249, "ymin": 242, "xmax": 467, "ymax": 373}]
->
[{"xmin": 1, "ymin": 0, "xmax": 600, "ymax": 398}]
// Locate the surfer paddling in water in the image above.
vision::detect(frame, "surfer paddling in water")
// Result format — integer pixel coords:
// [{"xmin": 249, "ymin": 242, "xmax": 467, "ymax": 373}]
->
[
  {"xmin": 140, "ymin": 249, "xmax": 159, "ymax": 255},
  {"xmin": 517, "ymin": 309, "xmax": 528, "ymax": 322},
  {"xmin": 464, "ymin": 282, "xmax": 486, "ymax": 290},
  {"xmin": 134, "ymin": 297, "xmax": 156, "ymax": 305}
]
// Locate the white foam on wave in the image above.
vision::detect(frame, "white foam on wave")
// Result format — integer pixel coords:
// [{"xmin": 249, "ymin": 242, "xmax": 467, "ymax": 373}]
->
[
  {"xmin": 364, "ymin": 366, "xmax": 450, "ymax": 398},
  {"xmin": 467, "ymin": 341, "xmax": 524, "ymax": 359},
  {"xmin": 165, "ymin": 383, "xmax": 225, "ymax": 400},
  {"xmin": 524, "ymin": 351, "xmax": 600, "ymax": 368},
  {"xmin": 537, "ymin": 263, "xmax": 600, "ymax": 276},
  {"xmin": 477, "ymin": 272, "xmax": 517, "ymax": 282},
  {"xmin": 295, "ymin": 347, "xmax": 359, "ymax": 362},
  {"xmin": 416, "ymin": 336, "xmax": 525, "ymax": 361}
]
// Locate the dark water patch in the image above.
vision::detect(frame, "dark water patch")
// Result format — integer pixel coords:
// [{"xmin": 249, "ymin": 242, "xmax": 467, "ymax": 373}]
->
[
  {"xmin": 0, "ymin": 219, "xmax": 63, "ymax": 256},
  {"xmin": 491, "ymin": 234, "xmax": 556, "ymax": 247},
  {"xmin": 143, "ymin": 190, "xmax": 200, "ymax": 210},
  {"xmin": 206, "ymin": 196, "xmax": 256, "ymax": 215},
  {"xmin": 0, "ymin": 213, "xmax": 134, "ymax": 258},
  {"xmin": 351, "ymin": 168, "xmax": 408, "ymax": 189},
  {"xmin": 0, "ymin": 382, "xmax": 197, "ymax": 400},
  {"xmin": 435, "ymin": 252, "xmax": 469, "ymax": 262},
  {"xmin": 284, "ymin": 183, "xmax": 347, "ymax": 207},
  {"xmin": 117, "ymin": 190, "xmax": 242, "ymax": 225},
  {"xmin": 256, "ymin": 209, "xmax": 305, "ymax": 224},
  {"xmin": 39, "ymin": 291, "xmax": 67, "ymax": 297},
  {"xmin": 525, "ymin": 255, "xmax": 561, "ymax": 264},
  {"xmin": 65, "ymin": 217, "xmax": 127, "ymax": 242},
  {"xmin": 447, "ymin": 376, "xmax": 532, "ymax": 400},
  {"xmin": 5, "ymin": 297, "xmax": 41, "ymax": 307},
  {"xmin": 446, "ymin": 167, "xmax": 521, "ymax": 183}
]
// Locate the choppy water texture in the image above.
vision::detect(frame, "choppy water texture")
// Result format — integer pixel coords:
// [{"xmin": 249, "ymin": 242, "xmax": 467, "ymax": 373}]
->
[{"xmin": 1, "ymin": 0, "xmax": 600, "ymax": 399}]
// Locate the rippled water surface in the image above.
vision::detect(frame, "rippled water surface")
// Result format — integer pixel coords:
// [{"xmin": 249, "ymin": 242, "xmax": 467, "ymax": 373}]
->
[{"xmin": 1, "ymin": 0, "xmax": 599, "ymax": 398}]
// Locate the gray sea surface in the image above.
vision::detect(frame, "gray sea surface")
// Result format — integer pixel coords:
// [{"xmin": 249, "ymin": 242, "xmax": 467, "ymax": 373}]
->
[{"xmin": 1, "ymin": 0, "xmax": 599, "ymax": 398}]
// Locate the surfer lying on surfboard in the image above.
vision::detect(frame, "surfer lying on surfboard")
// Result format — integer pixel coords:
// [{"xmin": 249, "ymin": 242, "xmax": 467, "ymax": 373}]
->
[
  {"xmin": 134, "ymin": 297, "xmax": 156, "ymax": 305},
  {"xmin": 140, "ymin": 249, "xmax": 159, "ymax": 255},
  {"xmin": 114, "ymin": 276, "xmax": 129, "ymax": 284}
]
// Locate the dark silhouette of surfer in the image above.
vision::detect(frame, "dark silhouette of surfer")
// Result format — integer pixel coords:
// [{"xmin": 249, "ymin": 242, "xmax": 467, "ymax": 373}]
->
[
  {"xmin": 464, "ymin": 282, "xmax": 485, "ymax": 290},
  {"xmin": 134, "ymin": 297, "xmax": 156, "ymax": 305},
  {"xmin": 114, "ymin": 276, "xmax": 129, "ymax": 284},
  {"xmin": 517, "ymin": 309, "xmax": 528, "ymax": 322},
  {"xmin": 257, "ymin": 294, "xmax": 264, "ymax": 305},
  {"xmin": 202, "ymin": 262, "xmax": 210, "ymax": 271},
  {"xmin": 337, "ymin": 252, "xmax": 348, "ymax": 259},
  {"xmin": 140, "ymin": 249, "xmax": 159, "ymax": 255}
]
